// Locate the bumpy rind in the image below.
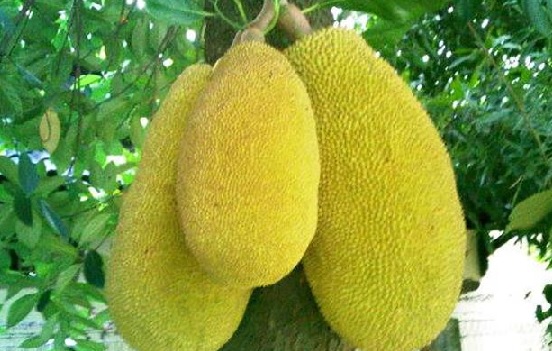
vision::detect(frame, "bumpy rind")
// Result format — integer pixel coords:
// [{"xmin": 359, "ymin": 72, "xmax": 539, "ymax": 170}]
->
[
  {"xmin": 105, "ymin": 64, "xmax": 251, "ymax": 351},
  {"xmin": 285, "ymin": 28, "xmax": 466, "ymax": 351},
  {"xmin": 177, "ymin": 41, "xmax": 320, "ymax": 289}
]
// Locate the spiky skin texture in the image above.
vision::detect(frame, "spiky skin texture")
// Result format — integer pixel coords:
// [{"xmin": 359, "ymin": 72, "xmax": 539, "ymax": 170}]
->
[
  {"xmin": 105, "ymin": 65, "xmax": 251, "ymax": 351},
  {"xmin": 177, "ymin": 42, "xmax": 320, "ymax": 289},
  {"xmin": 285, "ymin": 28, "xmax": 466, "ymax": 351}
]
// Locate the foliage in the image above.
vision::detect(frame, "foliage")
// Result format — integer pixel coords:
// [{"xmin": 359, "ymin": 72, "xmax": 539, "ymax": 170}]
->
[
  {"xmin": 0, "ymin": 0, "xmax": 552, "ymax": 348},
  {"xmin": 0, "ymin": 0, "xmax": 203, "ymax": 348}
]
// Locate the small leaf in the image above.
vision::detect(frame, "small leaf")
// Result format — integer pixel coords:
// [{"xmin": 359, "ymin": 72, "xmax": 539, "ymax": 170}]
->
[
  {"xmin": 544, "ymin": 284, "xmax": 552, "ymax": 304},
  {"xmin": 36, "ymin": 289, "xmax": 52, "ymax": 312},
  {"xmin": 39, "ymin": 109, "xmax": 61, "ymax": 154},
  {"xmin": 55, "ymin": 264, "xmax": 80, "ymax": 292},
  {"xmin": 19, "ymin": 314, "xmax": 58, "ymax": 348},
  {"xmin": 38, "ymin": 199, "xmax": 69, "ymax": 240},
  {"xmin": 35, "ymin": 175, "xmax": 66, "ymax": 195},
  {"xmin": 363, "ymin": 19, "xmax": 416, "ymax": 54},
  {"xmin": 454, "ymin": 0, "xmax": 482, "ymax": 23},
  {"xmin": 15, "ymin": 214, "xmax": 42, "ymax": 248},
  {"xmin": 0, "ymin": 249, "xmax": 11, "ymax": 269},
  {"xmin": 145, "ymin": 0, "xmax": 205, "ymax": 25},
  {"xmin": 18, "ymin": 153, "xmax": 39, "ymax": 196},
  {"xmin": 131, "ymin": 18, "xmax": 149, "ymax": 59},
  {"xmin": 13, "ymin": 191, "xmax": 33, "ymax": 226},
  {"xmin": 16, "ymin": 64, "xmax": 43, "ymax": 88},
  {"xmin": 79, "ymin": 212, "xmax": 111, "ymax": 246},
  {"xmin": 77, "ymin": 74, "xmax": 102, "ymax": 86},
  {"xmin": 0, "ymin": 76, "xmax": 23, "ymax": 117},
  {"xmin": 7, "ymin": 293, "xmax": 37, "ymax": 328},
  {"xmin": 76, "ymin": 339, "xmax": 106, "ymax": 351},
  {"xmin": 84, "ymin": 250, "xmax": 105, "ymax": 288},
  {"xmin": 507, "ymin": 189, "xmax": 552, "ymax": 231},
  {"xmin": 0, "ymin": 156, "xmax": 18, "ymax": 183},
  {"xmin": 521, "ymin": 0, "xmax": 552, "ymax": 37}
]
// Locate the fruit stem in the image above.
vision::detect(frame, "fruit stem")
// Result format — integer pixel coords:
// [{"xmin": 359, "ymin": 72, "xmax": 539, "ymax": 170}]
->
[
  {"xmin": 232, "ymin": 0, "xmax": 278, "ymax": 46},
  {"xmin": 277, "ymin": 2, "xmax": 313, "ymax": 40}
]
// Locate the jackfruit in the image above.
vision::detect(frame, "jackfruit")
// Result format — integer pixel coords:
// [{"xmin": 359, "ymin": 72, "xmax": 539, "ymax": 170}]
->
[
  {"xmin": 105, "ymin": 64, "xmax": 251, "ymax": 351},
  {"xmin": 284, "ymin": 28, "xmax": 466, "ymax": 351},
  {"xmin": 176, "ymin": 41, "xmax": 320, "ymax": 288}
]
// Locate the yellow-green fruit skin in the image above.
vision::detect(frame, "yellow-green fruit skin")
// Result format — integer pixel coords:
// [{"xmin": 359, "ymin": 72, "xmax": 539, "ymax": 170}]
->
[
  {"xmin": 177, "ymin": 42, "xmax": 320, "ymax": 288},
  {"xmin": 285, "ymin": 28, "xmax": 466, "ymax": 351},
  {"xmin": 105, "ymin": 65, "xmax": 251, "ymax": 351}
]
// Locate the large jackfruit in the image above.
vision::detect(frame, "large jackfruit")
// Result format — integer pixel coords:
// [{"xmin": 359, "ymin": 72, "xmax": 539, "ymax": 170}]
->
[
  {"xmin": 176, "ymin": 42, "xmax": 320, "ymax": 288},
  {"xmin": 284, "ymin": 28, "xmax": 466, "ymax": 351},
  {"xmin": 105, "ymin": 65, "xmax": 251, "ymax": 351}
]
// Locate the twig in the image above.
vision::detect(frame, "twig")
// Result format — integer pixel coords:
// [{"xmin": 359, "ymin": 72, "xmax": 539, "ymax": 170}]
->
[
  {"xmin": 91, "ymin": 27, "xmax": 178, "ymax": 112},
  {"xmin": 68, "ymin": 0, "xmax": 84, "ymax": 175}
]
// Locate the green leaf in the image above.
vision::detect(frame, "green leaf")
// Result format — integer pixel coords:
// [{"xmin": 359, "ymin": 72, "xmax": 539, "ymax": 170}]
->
[
  {"xmin": 145, "ymin": 0, "xmax": 206, "ymax": 25},
  {"xmin": 131, "ymin": 18, "xmax": 150, "ymax": 59},
  {"xmin": 19, "ymin": 313, "xmax": 57, "ymax": 348},
  {"xmin": 0, "ymin": 76, "xmax": 23, "ymax": 117},
  {"xmin": 507, "ymin": 189, "xmax": 552, "ymax": 232},
  {"xmin": 38, "ymin": 199, "xmax": 69, "ymax": 240},
  {"xmin": 454, "ymin": 0, "xmax": 482, "ymax": 23},
  {"xmin": 18, "ymin": 153, "xmax": 40, "ymax": 196},
  {"xmin": 79, "ymin": 212, "xmax": 111, "ymax": 246},
  {"xmin": 363, "ymin": 19, "xmax": 417, "ymax": 54},
  {"xmin": 13, "ymin": 190, "xmax": 33, "ymax": 226},
  {"xmin": 78, "ymin": 74, "xmax": 102, "ymax": 86},
  {"xmin": 0, "ymin": 249, "xmax": 11, "ymax": 269},
  {"xmin": 7, "ymin": 293, "xmax": 37, "ymax": 328},
  {"xmin": 76, "ymin": 339, "xmax": 106, "ymax": 351},
  {"xmin": 340, "ymin": 0, "xmax": 448, "ymax": 21},
  {"xmin": 35, "ymin": 175, "xmax": 65, "ymax": 195},
  {"xmin": 15, "ymin": 214, "xmax": 42, "ymax": 248},
  {"xmin": 55, "ymin": 264, "xmax": 80, "ymax": 292},
  {"xmin": 0, "ymin": 156, "xmax": 18, "ymax": 183},
  {"xmin": 36, "ymin": 289, "xmax": 52, "ymax": 312},
  {"xmin": 521, "ymin": 0, "xmax": 552, "ymax": 37},
  {"xmin": 16, "ymin": 64, "xmax": 43, "ymax": 89},
  {"xmin": 84, "ymin": 250, "xmax": 105, "ymax": 289}
]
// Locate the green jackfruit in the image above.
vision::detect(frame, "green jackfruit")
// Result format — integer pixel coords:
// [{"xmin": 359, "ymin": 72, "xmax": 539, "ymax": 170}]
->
[
  {"xmin": 285, "ymin": 28, "xmax": 466, "ymax": 351},
  {"xmin": 176, "ymin": 41, "xmax": 320, "ymax": 289},
  {"xmin": 105, "ymin": 64, "xmax": 251, "ymax": 351}
]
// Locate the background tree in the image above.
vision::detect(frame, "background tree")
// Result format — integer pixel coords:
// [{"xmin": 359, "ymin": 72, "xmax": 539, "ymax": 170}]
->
[{"xmin": 0, "ymin": 0, "xmax": 551, "ymax": 349}]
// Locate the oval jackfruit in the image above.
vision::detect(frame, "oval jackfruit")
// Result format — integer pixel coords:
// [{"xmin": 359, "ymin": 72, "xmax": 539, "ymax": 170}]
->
[
  {"xmin": 285, "ymin": 28, "xmax": 466, "ymax": 351},
  {"xmin": 176, "ymin": 42, "xmax": 320, "ymax": 288},
  {"xmin": 105, "ymin": 65, "xmax": 251, "ymax": 351}
]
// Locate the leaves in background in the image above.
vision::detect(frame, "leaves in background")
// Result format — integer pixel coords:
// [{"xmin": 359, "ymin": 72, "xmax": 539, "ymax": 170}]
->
[
  {"xmin": 84, "ymin": 250, "xmax": 105, "ymax": 289},
  {"xmin": 15, "ymin": 213, "xmax": 42, "ymax": 248},
  {"xmin": 38, "ymin": 199, "xmax": 69, "ymax": 240},
  {"xmin": 521, "ymin": 0, "xmax": 552, "ymax": 37},
  {"xmin": 145, "ymin": 0, "xmax": 207, "ymax": 25},
  {"xmin": 0, "ymin": 156, "xmax": 18, "ymax": 183},
  {"xmin": 13, "ymin": 190, "xmax": 33, "ymax": 226},
  {"xmin": 454, "ymin": 0, "xmax": 483, "ymax": 23},
  {"xmin": 18, "ymin": 153, "xmax": 39, "ymax": 196},
  {"xmin": 507, "ymin": 189, "xmax": 552, "ymax": 232},
  {"xmin": 340, "ymin": 0, "xmax": 449, "ymax": 51},
  {"xmin": 6, "ymin": 293, "xmax": 38, "ymax": 328}
]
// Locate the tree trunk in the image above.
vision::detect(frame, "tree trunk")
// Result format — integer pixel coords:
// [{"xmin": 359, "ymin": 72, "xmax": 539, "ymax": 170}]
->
[
  {"xmin": 203, "ymin": 3, "xmax": 352, "ymax": 350},
  {"xmin": 220, "ymin": 265, "xmax": 355, "ymax": 351}
]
